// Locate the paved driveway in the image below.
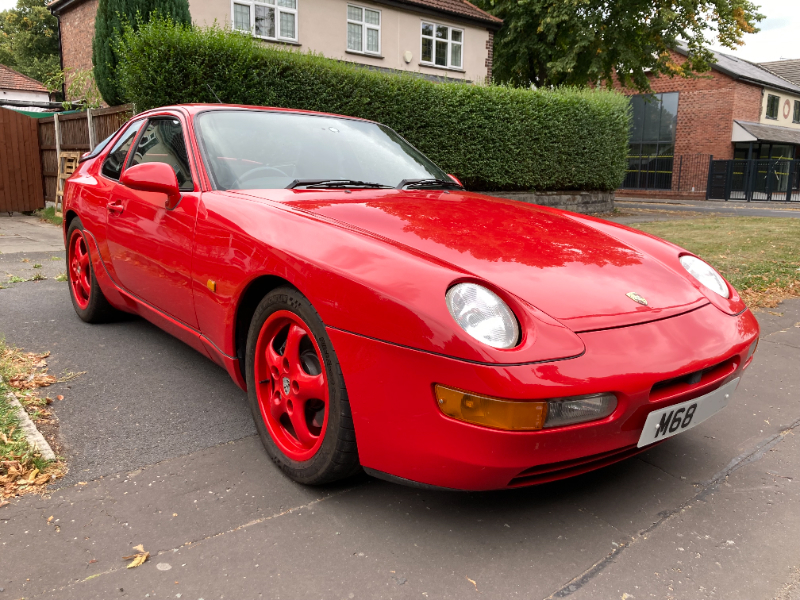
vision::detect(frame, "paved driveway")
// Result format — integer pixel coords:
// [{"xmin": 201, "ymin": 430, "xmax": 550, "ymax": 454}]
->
[{"xmin": 1, "ymin": 217, "xmax": 799, "ymax": 599}]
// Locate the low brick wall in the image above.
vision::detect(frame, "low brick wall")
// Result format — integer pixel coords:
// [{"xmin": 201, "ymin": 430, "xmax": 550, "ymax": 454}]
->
[{"xmin": 479, "ymin": 191, "xmax": 614, "ymax": 215}]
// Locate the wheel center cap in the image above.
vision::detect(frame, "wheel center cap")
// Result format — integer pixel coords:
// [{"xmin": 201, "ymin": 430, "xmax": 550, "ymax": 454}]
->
[{"xmin": 282, "ymin": 377, "xmax": 291, "ymax": 395}]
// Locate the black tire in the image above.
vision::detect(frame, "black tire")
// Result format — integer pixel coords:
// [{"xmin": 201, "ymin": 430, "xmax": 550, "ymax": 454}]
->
[
  {"xmin": 66, "ymin": 217, "xmax": 120, "ymax": 323},
  {"xmin": 245, "ymin": 286, "xmax": 361, "ymax": 485}
]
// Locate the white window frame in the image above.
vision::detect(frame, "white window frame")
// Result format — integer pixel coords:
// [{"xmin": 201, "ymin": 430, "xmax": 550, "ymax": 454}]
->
[
  {"xmin": 231, "ymin": 0, "xmax": 298, "ymax": 43},
  {"xmin": 420, "ymin": 21, "xmax": 463, "ymax": 70},
  {"xmin": 346, "ymin": 4, "xmax": 381, "ymax": 56}
]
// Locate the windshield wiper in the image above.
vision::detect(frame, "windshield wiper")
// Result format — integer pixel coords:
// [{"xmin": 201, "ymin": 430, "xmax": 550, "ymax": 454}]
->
[
  {"xmin": 286, "ymin": 179, "xmax": 394, "ymax": 189},
  {"xmin": 397, "ymin": 178, "xmax": 463, "ymax": 190}
]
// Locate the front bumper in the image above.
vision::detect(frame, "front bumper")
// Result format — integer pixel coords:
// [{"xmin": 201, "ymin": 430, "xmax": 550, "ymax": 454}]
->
[{"xmin": 327, "ymin": 304, "xmax": 759, "ymax": 491}]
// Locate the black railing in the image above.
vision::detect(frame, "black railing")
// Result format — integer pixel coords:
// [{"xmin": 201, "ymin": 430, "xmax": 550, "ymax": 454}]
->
[
  {"xmin": 621, "ymin": 154, "xmax": 712, "ymax": 193},
  {"xmin": 706, "ymin": 159, "xmax": 800, "ymax": 202}
]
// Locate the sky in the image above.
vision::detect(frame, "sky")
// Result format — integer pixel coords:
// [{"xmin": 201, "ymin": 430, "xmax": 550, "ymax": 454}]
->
[
  {"xmin": 707, "ymin": 0, "xmax": 800, "ymax": 63},
  {"xmin": 0, "ymin": 0, "xmax": 797, "ymax": 64}
]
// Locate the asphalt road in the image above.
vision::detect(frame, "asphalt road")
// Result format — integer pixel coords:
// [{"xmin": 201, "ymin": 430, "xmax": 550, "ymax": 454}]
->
[{"xmin": 1, "ymin": 223, "xmax": 800, "ymax": 599}]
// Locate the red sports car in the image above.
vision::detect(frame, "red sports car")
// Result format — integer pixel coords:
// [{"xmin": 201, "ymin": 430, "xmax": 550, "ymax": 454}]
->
[{"xmin": 63, "ymin": 104, "xmax": 759, "ymax": 491}]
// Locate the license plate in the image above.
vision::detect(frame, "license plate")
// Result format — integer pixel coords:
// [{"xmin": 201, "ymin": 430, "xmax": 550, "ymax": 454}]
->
[{"xmin": 637, "ymin": 378, "xmax": 740, "ymax": 448}]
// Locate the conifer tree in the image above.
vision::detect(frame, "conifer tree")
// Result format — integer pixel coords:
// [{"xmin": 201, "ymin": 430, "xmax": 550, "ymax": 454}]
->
[{"xmin": 93, "ymin": 0, "xmax": 190, "ymax": 105}]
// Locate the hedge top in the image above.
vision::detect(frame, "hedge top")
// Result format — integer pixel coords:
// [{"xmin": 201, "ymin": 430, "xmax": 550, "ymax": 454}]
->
[{"xmin": 115, "ymin": 18, "xmax": 631, "ymax": 192}]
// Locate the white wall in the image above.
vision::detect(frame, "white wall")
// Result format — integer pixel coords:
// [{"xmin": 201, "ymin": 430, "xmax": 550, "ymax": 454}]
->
[{"xmin": 0, "ymin": 88, "xmax": 50, "ymax": 102}]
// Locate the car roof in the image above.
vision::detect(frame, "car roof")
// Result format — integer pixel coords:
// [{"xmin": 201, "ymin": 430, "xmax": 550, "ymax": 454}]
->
[{"xmin": 137, "ymin": 104, "xmax": 376, "ymax": 124}]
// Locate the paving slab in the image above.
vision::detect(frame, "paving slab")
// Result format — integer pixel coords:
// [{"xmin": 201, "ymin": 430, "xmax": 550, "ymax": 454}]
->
[{"xmin": 0, "ymin": 213, "xmax": 65, "ymax": 254}]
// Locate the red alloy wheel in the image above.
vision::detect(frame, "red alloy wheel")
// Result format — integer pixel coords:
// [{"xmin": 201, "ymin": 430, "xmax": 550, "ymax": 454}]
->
[
  {"xmin": 254, "ymin": 310, "xmax": 329, "ymax": 461},
  {"xmin": 69, "ymin": 229, "xmax": 91, "ymax": 310}
]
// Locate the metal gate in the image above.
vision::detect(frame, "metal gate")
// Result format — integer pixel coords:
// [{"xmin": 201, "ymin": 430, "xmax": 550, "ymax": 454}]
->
[
  {"xmin": 0, "ymin": 107, "xmax": 45, "ymax": 214},
  {"xmin": 707, "ymin": 158, "xmax": 800, "ymax": 202}
]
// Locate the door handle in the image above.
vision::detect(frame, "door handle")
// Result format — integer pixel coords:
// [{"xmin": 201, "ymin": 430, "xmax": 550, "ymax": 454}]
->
[{"xmin": 107, "ymin": 200, "xmax": 124, "ymax": 216}]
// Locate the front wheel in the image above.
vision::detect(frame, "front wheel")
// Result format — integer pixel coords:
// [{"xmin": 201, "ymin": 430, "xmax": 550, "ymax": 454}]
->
[
  {"xmin": 245, "ymin": 287, "xmax": 360, "ymax": 484},
  {"xmin": 66, "ymin": 217, "xmax": 119, "ymax": 323}
]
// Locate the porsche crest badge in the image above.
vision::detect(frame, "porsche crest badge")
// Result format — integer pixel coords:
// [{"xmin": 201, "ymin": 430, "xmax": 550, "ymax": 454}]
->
[{"xmin": 626, "ymin": 292, "xmax": 648, "ymax": 306}]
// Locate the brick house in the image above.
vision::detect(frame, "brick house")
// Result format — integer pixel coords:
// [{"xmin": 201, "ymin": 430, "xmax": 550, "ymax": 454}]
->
[
  {"xmin": 616, "ymin": 47, "xmax": 800, "ymax": 199},
  {"xmin": 48, "ymin": 0, "xmax": 501, "ymax": 100}
]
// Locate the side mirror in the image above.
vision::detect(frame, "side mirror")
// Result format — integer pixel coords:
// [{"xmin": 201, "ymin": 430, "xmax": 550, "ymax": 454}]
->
[
  {"xmin": 120, "ymin": 162, "xmax": 182, "ymax": 209},
  {"xmin": 447, "ymin": 174, "xmax": 463, "ymax": 187}
]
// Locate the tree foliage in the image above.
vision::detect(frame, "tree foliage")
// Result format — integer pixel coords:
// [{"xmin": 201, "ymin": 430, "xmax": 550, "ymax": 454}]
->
[
  {"xmin": 0, "ymin": 0, "xmax": 59, "ymax": 84},
  {"xmin": 474, "ymin": 0, "xmax": 765, "ymax": 91},
  {"xmin": 93, "ymin": 0, "xmax": 191, "ymax": 106},
  {"xmin": 115, "ymin": 19, "xmax": 631, "ymax": 191}
]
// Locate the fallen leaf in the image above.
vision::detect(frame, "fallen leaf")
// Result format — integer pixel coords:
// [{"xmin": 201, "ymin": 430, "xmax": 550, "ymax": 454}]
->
[
  {"xmin": 88, "ymin": 559, "xmax": 97, "ymax": 564},
  {"xmin": 132, "ymin": 544, "xmax": 145, "ymax": 553},
  {"xmin": 0, "ymin": 500, "xmax": 9, "ymax": 508},
  {"xmin": 78, "ymin": 481, "xmax": 87, "ymax": 485},
  {"xmin": 48, "ymin": 515, "xmax": 53, "ymax": 522},
  {"xmin": 57, "ymin": 395, "xmax": 64, "ymax": 401},
  {"xmin": 466, "ymin": 576, "xmax": 477, "ymax": 591},
  {"xmin": 27, "ymin": 468, "xmax": 39, "ymax": 482},
  {"xmin": 0, "ymin": 432, "xmax": 8, "ymax": 444},
  {"xmin": 124, "ymin": 551, "xmax": 149, "ymax": 569}
]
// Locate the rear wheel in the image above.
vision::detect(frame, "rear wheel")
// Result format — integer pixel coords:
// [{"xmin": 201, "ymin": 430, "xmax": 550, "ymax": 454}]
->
[
  {"xmin": 66, "ymin": 218, "xmax": 118, "ymax": 323},
  {"xmin": 245, "ymin": 287, "xmax": 360, "ymax": 484}
]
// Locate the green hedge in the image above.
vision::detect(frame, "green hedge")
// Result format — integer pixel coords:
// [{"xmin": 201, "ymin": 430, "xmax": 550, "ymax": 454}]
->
[{"xmin": 115, "ymin": 19, "xmax": 631, "ymax": 191}]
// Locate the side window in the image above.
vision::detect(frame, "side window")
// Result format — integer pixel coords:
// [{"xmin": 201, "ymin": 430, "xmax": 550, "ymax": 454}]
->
[
  {"xmin": 101, "ymin": 120, "xmax": 144, "ymax": 180},
  {"xmin": 129, "ymin": 118, "xmax": 194, "ymax": 192},
  {"xmin": 766, "ymin": 94, "xmax": 780, "ymax": 120}
]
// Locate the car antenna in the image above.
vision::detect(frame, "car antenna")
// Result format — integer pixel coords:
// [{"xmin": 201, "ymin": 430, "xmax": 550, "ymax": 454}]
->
[{"xmin": 206, "ymin": 84, "xmax": 223, "ymax": 103}]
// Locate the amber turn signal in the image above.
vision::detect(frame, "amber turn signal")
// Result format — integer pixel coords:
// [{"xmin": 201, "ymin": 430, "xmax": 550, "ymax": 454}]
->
[{"xmin": 435, "ymin": 385, "xmax": 548, "ymax": 431}]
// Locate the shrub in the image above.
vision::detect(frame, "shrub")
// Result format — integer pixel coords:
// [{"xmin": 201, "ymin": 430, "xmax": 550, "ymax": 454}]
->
[
  {"xmin": 115, "ymin": 19, "xmax": 631, "ymax": 191},
  {"xmin": 93, "ymin": 0, "xmax": 191, "ymax": 106}
]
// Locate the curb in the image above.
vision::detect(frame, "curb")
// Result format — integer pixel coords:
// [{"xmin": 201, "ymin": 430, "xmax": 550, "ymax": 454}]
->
[{"xmin": 5, "ymin": 392, "xmax": 56, "ymax": 461}]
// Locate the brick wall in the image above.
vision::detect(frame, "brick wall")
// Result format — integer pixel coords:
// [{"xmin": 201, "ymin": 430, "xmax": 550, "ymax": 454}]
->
[
  {"xmin": 614, "ymin": 49, "xmax": 763, "ymax": 161},
  {"xmin": 485, "ymin": 30, "xmax": 494, "ymax": 83},
  {"xmin": 58, "ymin": 0, "xmax": 99, "ymax": 101}
]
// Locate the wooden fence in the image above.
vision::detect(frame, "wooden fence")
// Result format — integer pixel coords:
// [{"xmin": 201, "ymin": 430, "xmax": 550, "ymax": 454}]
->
[
  {"xmin": 38, "ymin": 104, "xmax": 133, "ymax": 205},
  {"xmin": 0, "ymin": 108, "xmax": 45, "ymax": 214}
]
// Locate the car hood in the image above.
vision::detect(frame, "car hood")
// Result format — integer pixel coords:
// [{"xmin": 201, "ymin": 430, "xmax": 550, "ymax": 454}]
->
[{"xmin": 236, "ymin": 189, "xmax": 709, "ymax": 332}]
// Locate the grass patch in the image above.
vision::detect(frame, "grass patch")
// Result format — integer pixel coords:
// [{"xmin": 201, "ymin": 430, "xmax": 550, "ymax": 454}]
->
[
  {"xmin": 0, "ymin": 341, "xmax": 64, "ymax": 498},
  {"xmin": 34, "ymin": 206, "xmax": 63, "ymax": 227},
  {"xmin": 633, "ymin": 217, "xmax": 800, "ymax": 308}
]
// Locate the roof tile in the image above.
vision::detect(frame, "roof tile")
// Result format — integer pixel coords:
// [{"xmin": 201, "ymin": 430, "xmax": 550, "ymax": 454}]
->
[
  {"xmin": 0, "ymin": 64, "xmax": 49, "ymax": 93},
  {"xmin": 386, "ymin": 0, "xmax": 502, "ymax": 26}
]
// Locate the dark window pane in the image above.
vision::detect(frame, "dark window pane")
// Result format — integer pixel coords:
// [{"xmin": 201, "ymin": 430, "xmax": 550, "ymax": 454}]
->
[
  {"xmin": 641, "ymin": 95, "xmax": 661, "ymax": 142},
  {"xmin": 255, "ymin": 5, "xmax": 275, "ymax": 38},
  {"xmin": 794, "ymin": 100, "xmax": 800, "ymax": 124},
  {"xmin": 659, "ymin": 92, "xmax": 679, "ymax": 142},
  {"xmin": 435, "ymin": 40, "xmax": 447, "ymax": 66},
  {"xmin": 629, "ymin": 95, "xmax": 644, "ymax": 144},
  {"xmin": 771, "ymin": 144, "xmax": 793, "ymax": 160},
  {"xmin": 421, "ymin": 37, "xmax": 433, "ymax": 62},
  {"xmin": 421, "ymin": 23, "xmax": 433, "ymax": 37},
  {"xmin": 102, "ymin": 120, "xmax": 143, "ymax": 181},
  {"xmin": 129, "ymin": 119, "xmax": 194, "ymax": 191},
  {"xmin": 766, "ymin": 95, "xmax": 779, "ymax": 119}
]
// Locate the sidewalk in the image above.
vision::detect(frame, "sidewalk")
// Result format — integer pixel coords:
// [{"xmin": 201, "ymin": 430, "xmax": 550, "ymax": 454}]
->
[{"xmin": 0, "ymin": 213, "xmax": 65, "ymax": 254}]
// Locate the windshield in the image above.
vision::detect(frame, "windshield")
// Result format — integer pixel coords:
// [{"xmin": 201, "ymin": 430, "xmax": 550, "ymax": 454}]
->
[{"xmin": 195, "ymin": 110, "xmax": 451, "ymax": 190}]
